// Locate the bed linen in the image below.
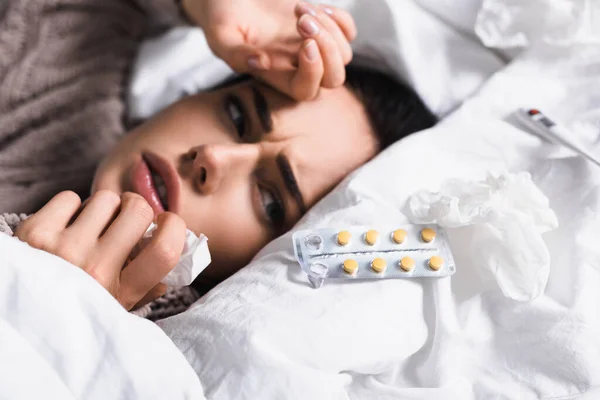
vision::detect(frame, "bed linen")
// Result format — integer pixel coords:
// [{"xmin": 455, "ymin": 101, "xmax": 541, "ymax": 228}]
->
[
  {"xmin": 159, "ymin": 98, "xmax": 600, "ymax": 400},
  {"xmin": 2, "ymin": 0, "xmax": 600, "ymax": 399},
  {"xmin": 0, "ymin": 234, "xmax": 205, "ymax": 400},
  {"xmin": 157, "ymin": 12, "xmax": 600, "ymax": 400}
]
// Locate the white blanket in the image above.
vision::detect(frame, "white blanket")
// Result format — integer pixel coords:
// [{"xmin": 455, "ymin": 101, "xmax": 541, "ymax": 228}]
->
[
  {"xmin": 4, "ymin": 1, "xmax": 600, "ymax": 399},
  {"xmin": 157, "ymin": 34, "xmax": 600, "ymax": 400},
  {"xmin": 0, "ymin": 235, "xmax": 205, "ymax": 400},
  {"xmin": 159, "ymin": 121, "xmax": 600, "ymax": 399}
]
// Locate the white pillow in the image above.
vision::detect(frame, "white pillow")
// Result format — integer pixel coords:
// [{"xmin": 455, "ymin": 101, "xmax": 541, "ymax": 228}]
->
[
  {"xmin": 159, "ymin": 111, "xmax": 600, "ymax": 398},
  {"xmin": 336, "ymin": 0, "xmax": 504, "ymax": 116},
  {"xmin": 156, "ymin": 118, "xmax": 542, "ymax": 399},
  {"xmin": 414, "ymin": 0, "xmax": 485, "ymax": 38},
  {"xmin": 157, "ymin": 29, "xmax": 600, "ymax": 400}
]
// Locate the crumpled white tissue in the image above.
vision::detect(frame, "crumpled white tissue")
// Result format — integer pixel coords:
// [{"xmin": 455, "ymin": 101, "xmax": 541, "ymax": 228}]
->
[
  {"xmin": 407, "ymin": 171, "xmax": 558, "ymax": 301},
  {"xmin": 136, "ymin": 223, "xmax": 212, "ymax": 287},
  {"xmin": 475, "ymin": 0, "xmax": 600, "ymax": 48}
]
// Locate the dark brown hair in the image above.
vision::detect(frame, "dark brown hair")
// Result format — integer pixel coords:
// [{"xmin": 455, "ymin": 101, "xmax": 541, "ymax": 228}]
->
[{"xmin": 343, "ymin": 63, "xmax": 437, "ymax": 149}]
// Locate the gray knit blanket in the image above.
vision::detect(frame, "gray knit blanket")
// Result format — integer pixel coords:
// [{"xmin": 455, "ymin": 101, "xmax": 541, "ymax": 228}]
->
[
  {"xmin": 0, "ymin": 0, "xmax": 199, "ymax": 320},
  {"xmin": 0, "ymin": 0, "xmax": 181, "ymax": 213}
]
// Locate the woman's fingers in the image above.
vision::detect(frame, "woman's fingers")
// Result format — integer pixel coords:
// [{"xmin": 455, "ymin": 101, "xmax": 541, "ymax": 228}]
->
[
  {"xmin": 295, "ymin": 2, "xmax": 356, "ymax": 49},
  {"xmin": 24, "ymin": 190, "xmax": 81, "ymax": 230},
  {"xmin": 318, "ymin": 5, "xmax": 357, "ymax": 42},
  {"xmin": 15, "ymin": 191, "xmax": 81, "ymax": 249},
  {"xmin": 295, "ymin": 3, "xmax": 356, "ymax": 57},
  {"xmin": 297, "ymin": 13, "xmax": 345, "ymax": 88},
  {"xmin": 315, "ymin": 5, "xmax": 353, "ymax": 64},
  {"xmin": 289, "ymin": 39, "xmax": 324, "ymax": 100},
  {"xmin": 59, "ymin": 191, "xmax": 121, "ymax": 258},
  {"xmin": 119, "ymin": 212, "xmax": 186, "ymax": 309},
  {"xmin": 14, "ymin": 189, "xmax": 185, "ymax": 311},
  {"xmin": 66, "ymin": 190, "xmax": 121, "ymax": 239},
  {"xmin": 95, "ymin": 192, "xmax": 154, "ymax": 275}
]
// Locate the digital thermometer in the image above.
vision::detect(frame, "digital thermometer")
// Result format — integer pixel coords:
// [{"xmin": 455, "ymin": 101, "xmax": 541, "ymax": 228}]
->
[{"xmin": 515, "ymin": 108, "xmax": 600, "ymax": 168}]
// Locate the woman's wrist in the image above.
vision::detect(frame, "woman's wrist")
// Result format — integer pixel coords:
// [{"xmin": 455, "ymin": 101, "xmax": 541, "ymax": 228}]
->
[{"xmin": 180, "ymin": 0, "xmax": 209, "ymax": 30}]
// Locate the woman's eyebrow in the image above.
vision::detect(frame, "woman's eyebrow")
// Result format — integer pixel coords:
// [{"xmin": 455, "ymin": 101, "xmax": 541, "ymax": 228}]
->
[
  {"xmin": 276, "ymin": 153, "xmax": 306, "ymax": 214},
  {"xmin": 251, "ymin": 86, "xmax": 273, "ymax": 133}
]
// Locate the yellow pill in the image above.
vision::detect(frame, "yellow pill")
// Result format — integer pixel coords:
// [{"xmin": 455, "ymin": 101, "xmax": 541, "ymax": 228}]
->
[
  {"xmin": 392, "ymin": 229, "xmax": 407, "ymax": 244},
  {"xmin": 337, "ymin": 230, "xmax": 352, "ymax": 246},
  {"xmin": 343, "ymin": 259, "xmax": 359, "ymax": 275},
  {"xmin": 420, "ymin": 228, "xmax": 436, "ymax": 243},
  {"xmin": 399, "ymin": 257, "xmax": 415, "ymax": 272},
  {"xmin": 429, "ymin": 256, "xmax": 444, "ymax": 271},
  {"xmin": 371, "ymin": 257, "xmax": 387, "ymax": 273},
  {"xmin": 365, "ymin": 229, "xmax": 379, "ymax": 245}
]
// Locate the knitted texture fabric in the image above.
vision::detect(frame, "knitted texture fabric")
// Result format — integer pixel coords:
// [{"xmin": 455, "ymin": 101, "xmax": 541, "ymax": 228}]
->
[
  {"xmin": 0, "ymin": 0, "xmax": 181, "ymax": 213},
  {"xmin": 0, "ymin": 0, "xmax": 199, "ymax": 320},
  {"xmin": 131, "ymin": 285, "xmax": 200, "ymax": 321},
  {"xmin": 0, "ymin": 212, "xmax": 26, "ymax": 235},
  {"xmin": 1, "ymin": 213, "xmax": 200, "ymax": 320}
]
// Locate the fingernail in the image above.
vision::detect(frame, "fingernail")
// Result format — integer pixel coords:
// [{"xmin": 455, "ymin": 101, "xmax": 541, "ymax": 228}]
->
[
  {"xmin": 247, "ymin": 56, "xmax": 263, "ymax": 69},
  {"xmin": 304, "ymin": 40, "xmax": 318, "ymax": 61},
  {"xmin": 296, "ymin": 1, "xmax": 317, "ymax": 16},
  {"xmin": 299, "ymin": 14, "xmax": 320, "ymax": 37},
  {"xmin": 323, "ymin": 7, "xmax": 334, "ymax": 15}
]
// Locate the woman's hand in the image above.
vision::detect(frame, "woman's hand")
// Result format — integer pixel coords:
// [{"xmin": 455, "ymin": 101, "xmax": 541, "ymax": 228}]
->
[
  {"xmin": 182, "ymin": 0, "xmax": 357, "ymax": 100},
  {"xmin": 15, "ymin": 191, "xmax": 187, "ymax": 310}
]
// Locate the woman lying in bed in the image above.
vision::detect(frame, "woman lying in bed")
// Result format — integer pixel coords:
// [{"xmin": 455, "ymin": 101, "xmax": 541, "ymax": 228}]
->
[{"xmin": 11, "ymin": 0, "xmax": 435, "ymax": 310}]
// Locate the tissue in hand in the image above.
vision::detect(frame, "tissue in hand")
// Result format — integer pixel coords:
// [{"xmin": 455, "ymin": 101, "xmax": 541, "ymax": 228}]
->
[
  {"xmin": 407, "ymin": 171, "xmax": 558, "ymax": 301},
  {"xmin": 133, "ymin": 223, "xmax": 211, "ymax": 287}
]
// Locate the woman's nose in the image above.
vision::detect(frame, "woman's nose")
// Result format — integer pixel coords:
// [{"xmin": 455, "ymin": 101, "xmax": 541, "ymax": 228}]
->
[{"xmin": 187, "ymin": 144, "xmax": 258, "ymax": 194}]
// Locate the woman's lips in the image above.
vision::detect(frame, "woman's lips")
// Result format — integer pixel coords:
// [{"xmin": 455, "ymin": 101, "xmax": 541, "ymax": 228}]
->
[
  {"xmin": 142, "ymin": 152, "xmax": 181, "ymax": 215},
  {"xmin": 130, "ymin": 157, "xmax": 165, "ymax": 216}
]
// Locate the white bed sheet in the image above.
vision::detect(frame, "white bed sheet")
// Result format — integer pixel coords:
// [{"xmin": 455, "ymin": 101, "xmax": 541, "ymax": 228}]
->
[
  {"xmin": 158, "ymin": 41, "xmax": 600, "ymax": 400},
  {"xmin": 0, "ymin": 235, "xmax": 205, "ymax": 400}
]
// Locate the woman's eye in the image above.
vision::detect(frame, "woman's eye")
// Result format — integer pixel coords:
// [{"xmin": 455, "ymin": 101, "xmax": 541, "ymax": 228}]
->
[
  {"xmin": 259, "ymin": 186, "xmax": 284, "ymax": 230},
  {"xmin": 225, "ymin": 96, "xmax": 246, "ymax": 138}
]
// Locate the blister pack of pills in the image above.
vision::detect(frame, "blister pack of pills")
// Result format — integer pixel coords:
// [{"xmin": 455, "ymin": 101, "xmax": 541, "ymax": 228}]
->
[{"xmin": 292, "ymin": 225, "xmax": 456, "ymax": 288}]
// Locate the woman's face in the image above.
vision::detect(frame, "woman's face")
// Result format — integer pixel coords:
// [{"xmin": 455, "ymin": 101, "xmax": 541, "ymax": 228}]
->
[{"xmin": 92, "ymin": 79, "xmax": 377, "ymax": 286}]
